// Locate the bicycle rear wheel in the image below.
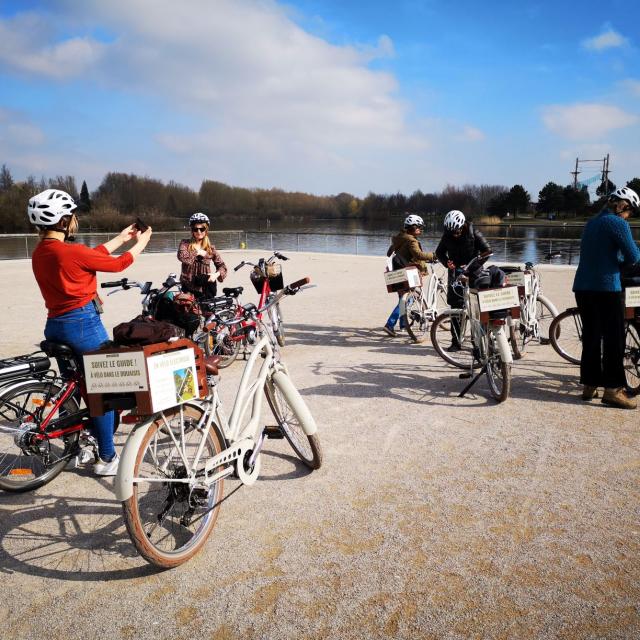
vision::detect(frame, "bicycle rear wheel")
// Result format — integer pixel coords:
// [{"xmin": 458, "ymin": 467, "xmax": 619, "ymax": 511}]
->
[
  {"xmin": 402, "ymin": 289, "xmax": 430, "ymax": 343},
  {"xmin": 430, "ymin": 310, "xmax": 480, "ymax": 370},
  {"xmin": 549, "ymin": 308, "xmax": 582, "ymax": 365},
  {"xmin": 485, "ymin": 333, "xmax": 511, "ymax": 402},
  {"xmin": 623, "ymin": 320, "xmax": 640, "ymax": 395},
  {"xmin": 203, "ymin": 309, "xmax": 242, "ymax": 368},
  {"xmin": 536, "ymin": 295, "xmax": 557, "ymax": 343},
  {"xmin": 122, "ymin": 405, "xmax": 225, "ymax": 568},
  {"xmin": 265, "ymin": 372, "xmax": 322, "ymax": 469},
  {"xmin": 508, "ymin": 316, "xmax": 527, "ymax": 360},
  {"xmin": 0, "ymin": 380, "xmax": 81, "ymax": 493}
]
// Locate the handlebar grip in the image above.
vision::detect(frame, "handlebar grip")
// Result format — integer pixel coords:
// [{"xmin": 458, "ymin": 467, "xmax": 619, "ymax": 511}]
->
[
  {"xmin": 287, "ymin": 277, "xmax": 310, "ymax": 290},
  {"xmin": 101, "ymin": 279, "xmax": 128, "ymax": 288},
  {"xmin": 234, "ymin": 262, "xmax": 244, "ymax": 271}
]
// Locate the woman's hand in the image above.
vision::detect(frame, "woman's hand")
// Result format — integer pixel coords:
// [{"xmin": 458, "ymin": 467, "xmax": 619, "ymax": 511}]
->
[
  {"xmin": 208, "ymin": 270, "xmax": 219, "ymax": 282},
  {"xmin": 118, "ymin": 224, "xmax": 139, "ymax": 242}
]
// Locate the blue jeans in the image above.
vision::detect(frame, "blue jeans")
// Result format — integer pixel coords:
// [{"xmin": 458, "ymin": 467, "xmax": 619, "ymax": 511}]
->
[
  {"xmin": 386, "ymin": 298, "xmax": 406, "ymax": 329},
  {"xmin": 44, "ymin": 302, "xmax": 116, "ymax": 461}
]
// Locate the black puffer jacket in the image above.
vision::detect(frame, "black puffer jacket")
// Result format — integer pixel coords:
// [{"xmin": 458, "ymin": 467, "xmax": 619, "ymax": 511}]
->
[{"xmin": 435, "ymin": 223, "xmax": 490, "ymax": 268}]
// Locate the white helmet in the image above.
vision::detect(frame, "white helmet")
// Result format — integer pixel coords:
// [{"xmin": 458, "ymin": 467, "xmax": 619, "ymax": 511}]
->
[
  {"xmin": 27, "ymin": 189, "xmax": 77, "ymax": 226},
  {"xmin": 189, "ymin": 212, "xmax": 210, "ymax": 226},
  {"xmin": 443, "ymin": 210, "xmax": 465, "ymax": 232},
  {"xmin": 404, "ymin": 214, "xmax": 424, "ymax": 228},
  {"xmin": 610, "ymin": 186, "xmax": 640, "ymax": 212}
]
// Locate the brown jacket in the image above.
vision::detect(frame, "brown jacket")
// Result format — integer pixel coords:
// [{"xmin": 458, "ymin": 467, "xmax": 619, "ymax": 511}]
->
[
  {"xmin": 387, "ymin": 231, "xmax": 434, "ymax": 273},
  {"xmin": 177, "ymin": 239, "xmax": 227, "ymax": 294}
]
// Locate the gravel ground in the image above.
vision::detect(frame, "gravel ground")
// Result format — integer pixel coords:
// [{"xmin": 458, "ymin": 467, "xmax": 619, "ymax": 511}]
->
[{"xmin": 0, "ymin": 250, "xmax": 638, "ymax": 640}]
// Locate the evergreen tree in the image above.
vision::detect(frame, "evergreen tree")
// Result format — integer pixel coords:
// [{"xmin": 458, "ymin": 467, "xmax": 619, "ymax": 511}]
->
[{"xmin": 78, "ymin": 180, "xmax": 91, "ymax": 211}]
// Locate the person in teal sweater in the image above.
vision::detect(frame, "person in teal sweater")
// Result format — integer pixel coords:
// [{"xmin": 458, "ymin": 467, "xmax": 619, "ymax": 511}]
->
[{"xmin": 573, "ymin": 186, "xmax": 640, "ymax": 409}]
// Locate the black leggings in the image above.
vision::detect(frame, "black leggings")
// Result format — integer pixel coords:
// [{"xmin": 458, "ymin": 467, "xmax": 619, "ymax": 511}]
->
[{"xmin": 575, "ymin": 290, "xmax": 626, "ymax": 389}]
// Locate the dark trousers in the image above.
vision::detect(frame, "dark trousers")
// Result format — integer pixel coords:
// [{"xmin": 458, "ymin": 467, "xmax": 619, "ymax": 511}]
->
[
  {"xmin": 575, "ymin": 290, "xmax": 626, "ymax": 389},
  {"xmin": 447, "ymin": 269, "xmax": 464, "ymax": 345}
]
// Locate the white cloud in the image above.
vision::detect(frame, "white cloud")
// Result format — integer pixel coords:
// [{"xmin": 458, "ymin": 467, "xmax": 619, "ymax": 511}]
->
[
  {"xmin": 0, "ymin": 13, "xmax": 104, "ymax": 79},
  {"xmin": 0, "ymin": 109, "xmax": 45, "ymax": 147},
  {"xmin": 541, "ymin": 103, "xmax": 638, "ymax": 140},
  {"xmin": 582, "ymin": 27, "xmax": 628, "ymax": 51},
  {"xmin": 457, "ymin": 125, "xmax": 485, "ymax": 142}
]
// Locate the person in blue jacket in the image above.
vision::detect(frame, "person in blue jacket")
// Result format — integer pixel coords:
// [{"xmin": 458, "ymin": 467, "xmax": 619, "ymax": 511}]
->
[{"xmin": 573, "ymin": 186, "xmax": 640, "ymax": 409}]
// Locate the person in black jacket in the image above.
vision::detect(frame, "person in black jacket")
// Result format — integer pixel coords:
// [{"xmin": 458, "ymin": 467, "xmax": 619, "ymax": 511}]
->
[{"xmin": 435, "ymin": 210, "xmax": 491, "ymax": 350}]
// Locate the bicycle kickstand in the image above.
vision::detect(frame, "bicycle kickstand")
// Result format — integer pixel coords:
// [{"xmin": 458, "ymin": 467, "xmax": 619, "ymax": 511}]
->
[{"xmin": 458, "ymin": 364, "xmax": 487, "ymax": 398}]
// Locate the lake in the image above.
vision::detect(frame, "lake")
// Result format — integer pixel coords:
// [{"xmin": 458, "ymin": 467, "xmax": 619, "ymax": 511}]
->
[{"xmin": 1, "ymin": 218, "xmax": 638, "ymax": 265}]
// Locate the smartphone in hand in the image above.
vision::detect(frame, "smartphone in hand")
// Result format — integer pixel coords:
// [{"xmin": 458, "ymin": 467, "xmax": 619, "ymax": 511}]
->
[{"xmin": 134, "ymin": 217, "xmax": 149, "ymax": 232}]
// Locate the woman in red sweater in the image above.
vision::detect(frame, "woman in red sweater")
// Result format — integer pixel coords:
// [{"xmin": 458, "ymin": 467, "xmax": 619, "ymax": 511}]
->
[{"xmin": 29, "ymin": 189, "xmax": 152, "ymax": 475}]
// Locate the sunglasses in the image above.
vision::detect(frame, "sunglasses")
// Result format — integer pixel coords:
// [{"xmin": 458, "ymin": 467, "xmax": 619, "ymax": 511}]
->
[{"xmin": 191, "ymin": 226, "xmax": 207, "ymax": 232}]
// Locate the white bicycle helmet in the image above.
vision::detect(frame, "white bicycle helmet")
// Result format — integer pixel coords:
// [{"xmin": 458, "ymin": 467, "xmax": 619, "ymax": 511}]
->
[
  {"xmin": 27, "ymin": 189, "xmax": 77, "ymax": 226},
  {"xmin": 189, "ymin": 212, "xmax": 210, "ymax": 226},
  {"xmin": 404, "ymin": 214, "xmax": 424, "ymax": 228},
  {"xmin": 610, "ymin": 186, "xmax": 640, "ymax": 212},
  {"xmin": 443, "ymin": 210, "xmax": 466, "ymax": 232}
]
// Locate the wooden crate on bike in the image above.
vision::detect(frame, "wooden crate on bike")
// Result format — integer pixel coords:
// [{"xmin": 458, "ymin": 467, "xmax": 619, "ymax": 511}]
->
[
  {"xmin": 384, "ymin": 266, "xmax": 422, "ymax": 293},
  {"xmin": 469, "ymin": 286, "xmax": 520, "ymax": 324},
  {"xmin": 83, "ymin": 338, "xmax": 209, "ymax": 417},
  {"xmin": 625, "ymin": 286, "xmax": 640, "ymax": 320}
]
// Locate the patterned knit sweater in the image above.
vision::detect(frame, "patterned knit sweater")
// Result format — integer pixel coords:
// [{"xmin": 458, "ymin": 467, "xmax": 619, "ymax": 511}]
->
[{"xmin": 573, "ymin": 209, "xmax": 640, "ymax": 292}]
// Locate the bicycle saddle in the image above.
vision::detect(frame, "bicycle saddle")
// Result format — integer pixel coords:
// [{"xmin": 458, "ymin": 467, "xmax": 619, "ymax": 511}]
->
[
  {"xmin": 40, "ymin": 340, "xmax": 75, "ymax": 359},
  {"xmin": 222, "ymin": 287, "xmax": 244, "ymax": 297},
  {"xmin": 204, "ymin": 355, "xmax": 220, "ymax": 376}
]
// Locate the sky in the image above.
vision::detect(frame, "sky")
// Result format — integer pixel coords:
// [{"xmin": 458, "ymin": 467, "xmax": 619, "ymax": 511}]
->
[{"xmin": 0, "ymin": 0, "xmax": 639, "ymax": 199}]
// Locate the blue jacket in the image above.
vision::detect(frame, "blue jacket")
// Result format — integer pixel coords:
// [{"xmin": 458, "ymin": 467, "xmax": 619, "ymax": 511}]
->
[{"xmin": 573, "ymin": 209, "xmax": 640, "ymax": 292}]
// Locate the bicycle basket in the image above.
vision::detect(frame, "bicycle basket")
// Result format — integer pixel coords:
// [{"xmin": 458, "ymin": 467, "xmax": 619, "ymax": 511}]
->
[
  {"xmin": 250, "ymin": 267, "xmax": 266, "ymax": 294},
  {"xmin": 267, "ymin": 262, "xmax": 284, "ymax": 291}
]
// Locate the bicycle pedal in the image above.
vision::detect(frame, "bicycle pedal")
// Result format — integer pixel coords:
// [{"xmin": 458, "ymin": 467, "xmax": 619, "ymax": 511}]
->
[
  {"xmin": 263, "ymin": 425, "xmax": 284, "ymax": 439},
  {"xmin": 459, "ymin": 372, "xmax": 472, "ymax": 379}
]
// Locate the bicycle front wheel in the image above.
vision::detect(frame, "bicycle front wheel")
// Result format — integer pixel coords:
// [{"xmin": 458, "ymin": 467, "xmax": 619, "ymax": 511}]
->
[
  {"xmin": 122, "ymin": 405, "xmax": 225, "ymax": 568},
  {"xmin": 508, "ymin": 316, "xmax": 527, "ymax": 360},
  {"xmin": 485, "ymin": 333, "xmax": 511, "ymax": 402},
  {"xmin": 0, "ymin": 380, "xmax": 81, "ymax": 493},
  {"xmin": 623, "ymin": 320, "xmax": 640, "ymax": 395},
  {"xmin": 265, "ymin": 372, "xmax": 322, "ymax": 469},
  {"xmin": 203, "ymin": 309, "xmax": 242, "ymax": 368},
  {"xmin": 402, "ymin": 289, "xmax": 430, "ymax": 343},
  {"xmin": 430, "ymin": 310, "xmax": 479, "ymax": 370},
  {"xmin": 536, "ymin": 295, "xmax": 558, "ymax": 343},
  {"xmin": 549, "ymin": 308, "xmax": 582, "ymax": 365}
]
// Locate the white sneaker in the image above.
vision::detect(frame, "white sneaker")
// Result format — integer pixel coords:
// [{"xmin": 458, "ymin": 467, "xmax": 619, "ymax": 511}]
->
[{"xmin": 94, "ymin": 455, "xmax": 119, "ymax": 476}]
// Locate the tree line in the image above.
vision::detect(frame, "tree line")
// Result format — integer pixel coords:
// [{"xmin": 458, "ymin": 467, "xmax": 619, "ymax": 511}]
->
[{"xmin": 1, "ymin": 163, "xmax": 639, "ymax": 233}]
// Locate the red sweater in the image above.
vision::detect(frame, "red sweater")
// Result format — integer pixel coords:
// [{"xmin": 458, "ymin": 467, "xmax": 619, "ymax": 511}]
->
[{"xmin": 32, "ymin": 240, "xmax": 134, "ymax": 318}]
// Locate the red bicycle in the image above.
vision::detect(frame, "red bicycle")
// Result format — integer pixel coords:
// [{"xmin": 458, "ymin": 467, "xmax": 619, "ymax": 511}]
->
[{"xmin": 202, "ymin": 252, "xmax": 289, "ymax": 367}]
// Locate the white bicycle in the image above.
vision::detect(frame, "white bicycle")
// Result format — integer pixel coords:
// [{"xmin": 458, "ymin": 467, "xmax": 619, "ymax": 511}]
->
[
  {"xmin": 400, "ymin": 261, "xmax": 448, "ymax": 343},
  {"xmin": 500, "ymin": 262, "xmax": 558, "ymax": 359},
  {"xmin": 115, "ymin": 277, "xmax": 322, "ymax": 568}
]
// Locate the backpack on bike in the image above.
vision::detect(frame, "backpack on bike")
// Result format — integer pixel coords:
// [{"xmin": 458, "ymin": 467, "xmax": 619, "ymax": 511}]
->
[{"xmin": 113, "ymin": 315, "xmax": 185, "ymax": 346}]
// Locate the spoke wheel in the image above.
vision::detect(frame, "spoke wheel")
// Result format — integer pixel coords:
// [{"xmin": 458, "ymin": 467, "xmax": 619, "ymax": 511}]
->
[
  {"xmin": 430, "ymin": 310, "xmax": 480, "ymax": 370},
  {"xmin": 485, "ymin": 334, "xmax": 511, "ymax": 402},
  {"xmin": 122, "ymin": 405, "xmax": 225, "ymax": 568},
  {"xmin": 549, "ymin": 308, "xmax": 582, "ymax": 365},
  {"xmin": 402, "ymin": 289, "xmax": 430, "ymax": 343},
  {"xmin": 536, "ymin": 295, "xmax": 558, "ymax": 343},
  {"xmin": 623, "ymin": 321, "xmax": 640, "ymax": 395},
  {"xmin": 0, "ymin": 381, "xmax": 80, "ymax": 493},
  {"xmin": 203, "ymin": 309, "xmax": 242, "ymax": 368},
  {"xmin": 508, "ymin": 318, "xmax": 527, "ymax": 360},
  {"xmin": 265, "ymin": 372, "xmax": 322, "ymax": 470}
]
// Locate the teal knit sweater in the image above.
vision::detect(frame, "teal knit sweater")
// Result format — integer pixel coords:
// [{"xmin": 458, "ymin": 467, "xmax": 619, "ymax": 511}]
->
[{"xmin": 573, "ymin": 210, "xmax": 640, "ymax": 292}]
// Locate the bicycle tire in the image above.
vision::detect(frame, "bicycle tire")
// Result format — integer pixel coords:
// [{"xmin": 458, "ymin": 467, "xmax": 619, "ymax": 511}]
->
[
  {"xmin": 122, "ymin": 405, "xmax": 225, "ymax": 568},
  {"xmin": 273, "ymin": 303, "xmax": 285, "ymax": 348},
  {"xmin": 0, "ymin": 380, "xmax": 81, "ymax": 493},
  {"xmin": 485, "ymin": 333, "xmax": 511, "ymax": 402},
  {"xmin": 265, "ymin": 372, "xmax": 322, "ymax": 470},
  {"xmin": 508, "ymin": 318, "xmax": 526, "ymax": 360},
  {"xmin": 203, "ymin": 309, "xmax": 242, "ymax": 368},
  {"xmin": 549, "ymin": 308, "xmax": 581, "ymax": 365},
  {"xmin": 430, "ymin": 310, "xmax": 480, "ymax": 370},
  {"xmin": 623, "ymin": 320, "xmax": 640, "ymax": 395},
  {"xmin": 536, "ymin": 295, "xmax": 558, "ymax": 343},
  {"xmin": 402, "ymin": 289, "xmax": 430, "ymax": 343}
]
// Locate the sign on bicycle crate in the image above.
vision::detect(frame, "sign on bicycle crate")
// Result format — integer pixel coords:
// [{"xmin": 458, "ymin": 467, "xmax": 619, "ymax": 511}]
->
[
  {"xmin": 472, "ymin": 286, "xmax": 520, "ymax": 313},
  {"xmin": 84, "ymin": 339, "xmax": 208, "ymax": 417},
  {"xmin": 384, "ymin": 267, "xmax": 421, "ymax": 293},
  {"xmin": 505, "ymin": 271, "xmax": 532, "ymax": 295},
  {"xmin": 626, "ymin": 286, "xmax": 640, "ymax": 308}
]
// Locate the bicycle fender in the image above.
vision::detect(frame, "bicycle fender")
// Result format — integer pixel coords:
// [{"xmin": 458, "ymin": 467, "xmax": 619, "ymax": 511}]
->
[
  {"xmin": 495, "ymin": 328, "xmax": 513, "ymax": 364},
  {"xmin": 537, "ymin": 293, "xmax": 558, "ymax": 317},
  {"xmin": 115, "ymin": 416, "xmax": 155, "ymax": 502},
  {"xmin": 272, "ymin": 370, "xmax": 318, "ymax": 436}
]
